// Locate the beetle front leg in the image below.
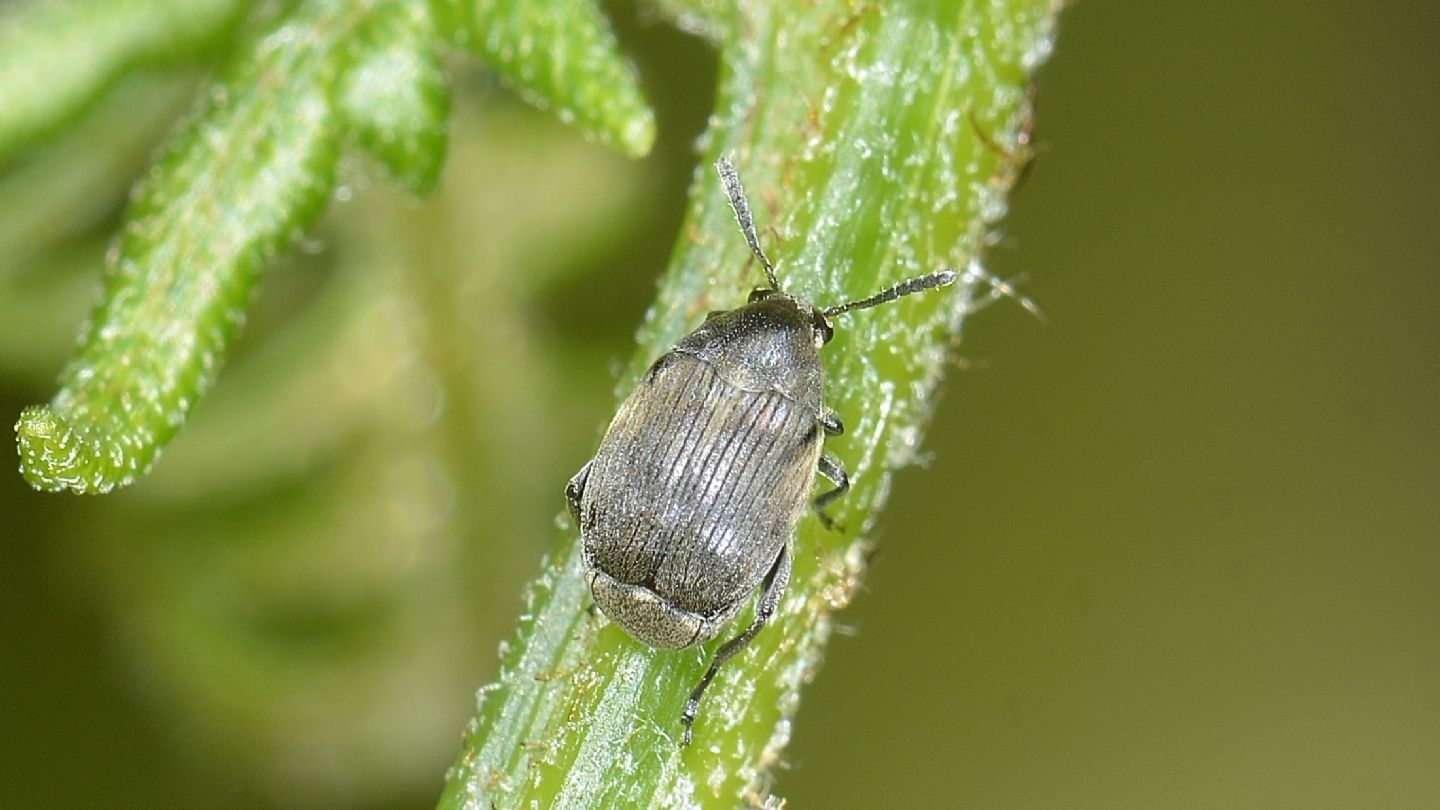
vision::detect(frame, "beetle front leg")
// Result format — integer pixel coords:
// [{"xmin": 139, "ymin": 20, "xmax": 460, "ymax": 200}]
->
[
  {"xmin": 680, "ymin": 544, "xmax": 793, "ymax": 747},
  {"xmin": 565, "ymin": 460, "xmax": 592, "ymax": 524},
  {"xmin": 813, "ymin": 453, "xmax": 850, "ymax": 530}
]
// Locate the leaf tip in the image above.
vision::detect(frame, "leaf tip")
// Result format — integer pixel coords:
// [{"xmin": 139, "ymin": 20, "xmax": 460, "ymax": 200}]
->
[
  {"xmin": 15, "ymin": 405, "xmax": 120, "ymax": 494},
  {"xmin": 16, "ymin": 405, "xmax": 75, "ymax": 492},
  {"xmin": 619, "ymin": 106, "xmax": 656, "ymax": 158}
]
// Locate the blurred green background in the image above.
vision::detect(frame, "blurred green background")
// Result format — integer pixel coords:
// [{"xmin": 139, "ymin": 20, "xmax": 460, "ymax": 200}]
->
[{"xmin": 2, "ymin": 1, "xmax": 1437, "ymax": 808}]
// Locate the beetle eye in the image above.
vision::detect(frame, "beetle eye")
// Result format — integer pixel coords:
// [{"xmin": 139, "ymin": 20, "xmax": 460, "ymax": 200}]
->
[
  {"xmin": 748, "ymin": 288, "xmax": 776, "ymax": 303},
  {"xmin": 814, "ymin": 319, "xmax": 834, "ymax": 345}
]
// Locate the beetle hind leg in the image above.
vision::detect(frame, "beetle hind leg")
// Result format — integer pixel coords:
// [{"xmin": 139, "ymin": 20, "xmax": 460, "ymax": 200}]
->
[
  {"xmin": 813, "ymin": 453, "xmax": 850, "ymax": 530},
  {"xmin": 680, "ymin": 545, "xmax": 793, "ymax": 746}
]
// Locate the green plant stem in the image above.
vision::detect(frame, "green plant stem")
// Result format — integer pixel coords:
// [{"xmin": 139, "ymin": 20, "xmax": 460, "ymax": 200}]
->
[{"xmin": 438, "ymin": 1, "xmax": 1061, "ymax": 807}]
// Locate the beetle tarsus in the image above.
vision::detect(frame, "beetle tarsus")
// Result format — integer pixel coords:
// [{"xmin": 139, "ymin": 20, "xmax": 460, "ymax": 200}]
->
[{"xmin": 680, "ymin": 697, "xmax": 699, "ymax": 747}]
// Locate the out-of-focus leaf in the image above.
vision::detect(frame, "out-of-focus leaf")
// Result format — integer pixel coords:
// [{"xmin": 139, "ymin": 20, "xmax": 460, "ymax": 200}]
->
[
  {"xmin": 449, "ymin": 0, "xmax": 656, "ymax": 157},
  {"xmin": 340, "ymin": 1, "xmax": 450, "ymax": 194},
  {"xmin": 0, "ymin": 77, "xmax": 196, "ymax": 377},
  {"xmin": 0, "ymin": 0, "xmax": 250, "ymax": 161},
  {"xmin": 14, "ymin": 0, "xmax": 372, "ymax": 494}
]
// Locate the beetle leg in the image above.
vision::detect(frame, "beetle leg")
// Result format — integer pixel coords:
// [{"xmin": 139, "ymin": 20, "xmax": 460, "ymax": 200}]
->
[
  {"xmin": 820, "ymin": 410, "xmax": 844, "ymax": 436},
  {"xmin": 680, "ymin": 544, "xmax": 792, "ymax": 747},
  {"xmin": 565, "ymin": 461, "xmax": 592, "ymax": 524},
  {"xmin": 813, "ymin": 453, "xmax": 850, "ymax": 530}
]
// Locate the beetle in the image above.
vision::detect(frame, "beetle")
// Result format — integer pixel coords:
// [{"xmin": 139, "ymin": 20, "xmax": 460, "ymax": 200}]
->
[{"xmin": 566, "ymin": 155, "xmax": 958, "ymax": 746}]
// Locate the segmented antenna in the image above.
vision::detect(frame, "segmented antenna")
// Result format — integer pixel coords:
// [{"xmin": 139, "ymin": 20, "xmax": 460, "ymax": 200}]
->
[
  {"xmin": 822, "ymin": 270, "xmax": 958, "ymax": 318},
  {"xmin": 715, "ymin": 156, "xmax": 779, "ymax": 289}
]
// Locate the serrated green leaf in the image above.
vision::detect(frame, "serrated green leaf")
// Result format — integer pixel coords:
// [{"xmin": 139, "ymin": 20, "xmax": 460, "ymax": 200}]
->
[
  {"xmin": 0, "ymin": 0, "xmax": 251, "ymax": 161},
  {"xmin": 457, "ymin": 0, "xmax": 655, "ymax": 157},
  {"xmin": 340, "ymin": 1, "xmax": 450, "ymax": 194}
]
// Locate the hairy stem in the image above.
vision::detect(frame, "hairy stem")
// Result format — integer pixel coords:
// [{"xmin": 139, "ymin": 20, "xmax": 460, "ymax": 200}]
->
[{"xmin": 438, "ymin": 1, "xmax": 1062, "ymax": 807}]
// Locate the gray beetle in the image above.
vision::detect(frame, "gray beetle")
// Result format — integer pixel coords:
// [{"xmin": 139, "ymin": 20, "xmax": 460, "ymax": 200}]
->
[{"xmin": 566, "ymin": 156, "xmax": 958, "ymax": 745}]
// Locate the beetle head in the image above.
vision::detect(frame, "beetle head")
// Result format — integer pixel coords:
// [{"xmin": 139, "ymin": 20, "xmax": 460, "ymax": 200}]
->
[
  {"xmin": 747, "ymin": 288, "xmax": 835, "ymax": 346},
  {"xmin": 717, "ymin": 155, "xmax": 960, "ymax": 344}
]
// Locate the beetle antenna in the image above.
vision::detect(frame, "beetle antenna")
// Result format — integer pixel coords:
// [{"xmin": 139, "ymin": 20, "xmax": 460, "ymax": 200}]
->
[
  {"xmin": 822, "ymin": 270, "xmax": 958, "ymax": 318},
  {"xmin": 715, "ymin": 156, "xmax": 779, "ymax": 290}
]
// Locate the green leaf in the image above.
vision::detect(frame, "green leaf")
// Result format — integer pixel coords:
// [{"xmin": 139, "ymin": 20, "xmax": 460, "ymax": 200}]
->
[
  {"xmin": 340, "ymin": 1, "xmax": 450, "ymax": 194},
  {"xmin": 0, "ymin": 0, "xmax": 250, "ymax": 161},
  {"xmin": 452, "ymin": 0, "xmax": 656, "ymax": 157},
  {"xmin": 0, "ymin": 75, "xmax": 197, "ymax": 377},
  {"xmin": 14, "ymin": 0, "xmax": 378, "ymax": 494},
  {"xmin": 12, "ymin": 0, "xmax": 662, "ymax": 494},
  {"xmin": 438, "ymin": 0, "xmax": 1062, "ymax": 806}
]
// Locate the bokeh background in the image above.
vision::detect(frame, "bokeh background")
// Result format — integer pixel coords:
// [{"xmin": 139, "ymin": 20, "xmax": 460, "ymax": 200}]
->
[{"xmin": 3, "ymin": 1, "xmax": 1437, "ymax": 808}]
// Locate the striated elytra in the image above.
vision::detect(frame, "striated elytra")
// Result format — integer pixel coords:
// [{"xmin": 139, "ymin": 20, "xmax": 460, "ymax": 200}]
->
[{"xmin": 567, "ymin": 156, "xmax": 957, "ymax": 746}]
